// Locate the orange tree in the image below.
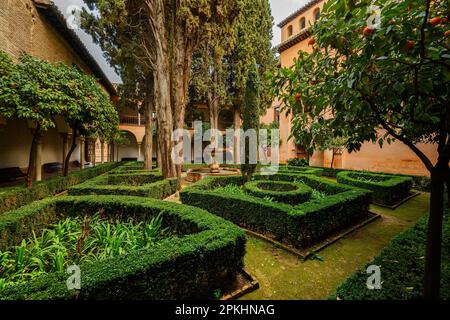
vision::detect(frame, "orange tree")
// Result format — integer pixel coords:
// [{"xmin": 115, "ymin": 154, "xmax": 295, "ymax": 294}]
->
[{"xmin": 272, "ymin": 0, "xmax": 450, "ymax": 299}]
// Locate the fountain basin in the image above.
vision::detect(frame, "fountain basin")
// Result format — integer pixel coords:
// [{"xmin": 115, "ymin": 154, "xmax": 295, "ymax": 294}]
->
[{"xmin": 186, "ymin": 166, "xmax": 241, "ymax": 183}]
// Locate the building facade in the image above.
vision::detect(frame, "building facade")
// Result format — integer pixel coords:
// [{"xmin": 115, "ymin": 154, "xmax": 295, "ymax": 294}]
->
[
  {"xmin": 0, "ymin": 0, "xmax": 118, "ymax": 180},
  {"xmin": 262, "ymin": 0, "xmax": 437, "ymax": 176}
]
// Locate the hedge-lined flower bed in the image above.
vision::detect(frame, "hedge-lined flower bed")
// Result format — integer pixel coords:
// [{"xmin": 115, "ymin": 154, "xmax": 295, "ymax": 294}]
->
[
  {"xmin": 68, "ymin": 171, "xmax": 179, "ymax": 199},
  {"xmin": 243, "ymin": 180, "xmax": 312, "ymax": 205},
  {"xmin": 0, "ymin": 196, "xmax": 246, "ymax": 299},
  {"xmin": 180, "ymin": 172, "xmax": 371, "ymax": 249},
  {"xmin": 279, "ymin": 166, "xmax": 323, "ymax": 176},
  {"xmin": 337, "ymin": 171, "xmax": 413, "ymax": 206},
  {"xmin": 332, "ymin": 211, "xmax": 450, "ymax": 300},
  {"xmin": 0, "ymin": 212, "xmax": 169, "ymax": 289},
  {"xmin": 0, "ymin": 162, "xmax": 121, "ymax": 215}
]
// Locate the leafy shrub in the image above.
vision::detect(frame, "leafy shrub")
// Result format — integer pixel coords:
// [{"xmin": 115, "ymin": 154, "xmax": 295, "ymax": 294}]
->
[
  {"xmin": 0, "ymin": 163, "xmax": 121, "ymax": 215},
  {"xmin": 0, "ymin": 213, "xmax": 168, "ymax": 289},
  {"xmin": 180, "ymin": 172, "xmax": 371, "ymax": 248},
  {"xmin": 337, "ymin": 171, "xmax": 413, "ymax": 206},
  {"xmin": 279, "ymin": 166, "xmax": 323, "ymax": 176},
  {"xmin": 0, "ymin": 196, "xmax": 246, "ymax": 300},
  {"xmin": 68, "ymin": 172, "xmax": 178, "ymax": 199},
  {"xmin": 243, "ymin": 180, "xmax": 312, "ymax": 205},
  {"xmin": 332, "ymin": 211, "xmax": 450, "ymax": 300},
  {"xmin": 288, "ymin": 158, "xmax": 309, "ymax": 167},
  {"xmin": 314, "ymin": 167, "xmax": 431, "ymax": 192}
]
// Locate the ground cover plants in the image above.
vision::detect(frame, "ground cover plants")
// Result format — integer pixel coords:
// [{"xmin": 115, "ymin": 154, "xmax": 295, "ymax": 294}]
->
[
  {"xmin": 0, "ymin": 213, "xmax": 168, "ymax": 289},
  {"xmin": 68, "ymin": 171, "xmax": 178, "ymax": 199}
]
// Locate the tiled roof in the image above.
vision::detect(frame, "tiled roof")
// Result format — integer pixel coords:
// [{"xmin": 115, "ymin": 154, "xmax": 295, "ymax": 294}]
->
[
  {"xmin": 277, "ymin": 0, "xmax": 322, "ymax": 28},
  {"xmin": 32, "ymin": 0, "xmax": 117, "ymax": 96},
  {"xmin": 277, "ymin": 29, "xmax": 312, "ymax": 53}
]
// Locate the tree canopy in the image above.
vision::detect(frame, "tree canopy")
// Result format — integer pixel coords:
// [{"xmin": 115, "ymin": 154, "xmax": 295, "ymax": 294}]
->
[
  {"xmin": 82, "ymin": 0, "xmax": 242, "ymax": 178},
  {"xmin": 0, "ymin": 51, "xmax": 118, "ymax": 181},
  {"xmin": 272, "ymin": 0, "xmax": 450, "ymax": 299}
]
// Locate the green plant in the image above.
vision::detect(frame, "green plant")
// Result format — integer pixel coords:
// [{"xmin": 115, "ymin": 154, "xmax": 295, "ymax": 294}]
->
[
  {"xmin": 337, "ymin": 171, "xmax": 413, "ymax": 206},
  {"xmin": 279, "ymin": 166, "xmax": 323, "ymax": 176},
  {"xmin": 214, "ymin": 185, "xmax": 245, "ymax": 196},
  {"xmin": 311, "ymin": 189, "xmax": 327, "ymax": 201},
  {"xmin": 272, "ymin": 0, "xmax": 449, "ymax": 298},
  {"xmin": 0, "ymin": 196, "xmax": 246, "ymax": 300},
  {"xmin": 0, "ymin": 212, "xmax": 168, "ymax": 289},
  {"xmin": 0, "ymin": 162, "xmax": 121, "ymax": 215},
  {"xmin": 243, "ymin": 180, "xmax": 313, "ymax": 205},
  {"xmin": 288, "ymin": 159, "xmax": 309, "ymax": 167},
  {"xmin": 332, "ymin": 211, "xmax": 450, "ymax": 300},
  {"xmin": 68, "ymin": 172, "xmax": 178, "ymax": 199},
  {"xmin": 181, "ymin": 173, "xmax": 371, "ymax": 249}
]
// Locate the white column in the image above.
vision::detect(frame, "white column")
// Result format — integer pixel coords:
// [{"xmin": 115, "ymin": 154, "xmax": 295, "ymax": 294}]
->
[
  {"xmin": 80, "ymin": 137, "xmax": 85, "ymax": 170},
  {"xmin": 101, "ymin": 140, "xmax": 105, "ymax": 164},
  {"xmin": 138, "ymin": 142, "xmax": 142, "ymax": 161}
]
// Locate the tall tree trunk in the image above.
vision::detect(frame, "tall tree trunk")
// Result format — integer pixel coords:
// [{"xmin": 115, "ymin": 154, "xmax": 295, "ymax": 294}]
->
[
  {"xmin": 424, "ymin": 155, "xmax": 447, "ymax": 299},
  {"xmin": 144, "ymin": 81, "xmax": 154, "ymax": 170},
  {"xmin": 154, "ymin": 69, "xmax": 175, "ymax": 178},
  {"xmin": 64, "ymin": 129, "xmax": 78, "ymax": 177},
  {"xmin": 446, "ymin": 163, "xmax": 450, "ymax": 209},
  {"xmin": 172, "ymin": 30, "xmax": 194, "ymax": 180},
  {"xmin": 26, "ymin": 126, "xmax": 41, "ymax": 187},
  {"xmin": 150, "ymin": 0, "xmax": 176, "ymax": 179}
]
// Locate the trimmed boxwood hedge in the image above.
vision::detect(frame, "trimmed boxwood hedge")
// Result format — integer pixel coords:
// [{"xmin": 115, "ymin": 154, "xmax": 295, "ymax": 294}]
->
[
  {"xmin": 332, "ymin": 211, "xmax": 450, "ymax": 300},
  {"xmin": 0, "ymin": 162, "xmax": 121, "ymax": 215},
  {"xmin": 180, "ymin": 172, "xmax": 371, "ymax": 248},
  {"xmin": 68, "ymin": 172, "xmax": 178, "ymax": 199},
  {"xmin": 337, "ymin": 171, "xmax": 413, "ymax": 206},
  {"xmin": 243, "ymin": 180, "xmax": 312, "ymax": 205},
  {"xmin": 279, "ymin": 166, "xmax": 323, "ymax": 176},
  {"xmin": 314, "ymin": 166, "xmax": 431, "ymax": 192},
  {"xmin": 0, "ymin": 196, "xmax": 246, "ymax": 300}
]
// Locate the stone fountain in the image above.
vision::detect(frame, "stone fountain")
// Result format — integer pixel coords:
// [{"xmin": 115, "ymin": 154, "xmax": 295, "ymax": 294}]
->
[{"xmin": 186, "ymin": 148, "xmax": 241, "ymax": 183}]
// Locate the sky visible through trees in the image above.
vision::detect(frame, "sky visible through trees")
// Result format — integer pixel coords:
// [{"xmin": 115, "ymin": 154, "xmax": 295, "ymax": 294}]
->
[{"xmin": 52, "ymin": 0, "xmax": 310, "ymax": 84}]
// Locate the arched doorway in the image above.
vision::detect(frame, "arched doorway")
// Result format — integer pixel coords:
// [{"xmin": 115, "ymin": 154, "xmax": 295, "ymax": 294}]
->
[{"xmin": 117, "ymin": 131, "xmax": 140, "ymax": 161}]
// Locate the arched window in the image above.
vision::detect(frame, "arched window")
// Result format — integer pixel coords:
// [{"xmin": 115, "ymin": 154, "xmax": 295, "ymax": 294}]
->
[
  {"xmin": 287, "ymin": 25, "xmax": 293, "ymax": 37},
  {"xmin": 313, "ymin": 8, "xmax": 320, "ymax": 22},
  {"xmin": 299, "ymin": 17, "xmax": 306, "ymax": 30}
]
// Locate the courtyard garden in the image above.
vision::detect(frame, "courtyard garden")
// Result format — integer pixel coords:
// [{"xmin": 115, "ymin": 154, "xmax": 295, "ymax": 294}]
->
[
  {"xmin": 0, "ymin": 0, "xmax": 448, "ymax": 305},
  {"xmin": 0, "ymin": 161, "xmax": 449, "ymax": 300}
]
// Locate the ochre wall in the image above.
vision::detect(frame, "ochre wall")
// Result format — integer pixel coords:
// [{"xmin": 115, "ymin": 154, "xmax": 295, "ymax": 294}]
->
[
  {"xmin": 262, "ymin": 0, "xmax": 437, "ymax": 176},
  {"xmin": 0, "ymin": 0, "xmax": 92, "ymax": 72},
  {"xmin": 280, "ymin": 1, "xmax": 324, "ymax": 43}
]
